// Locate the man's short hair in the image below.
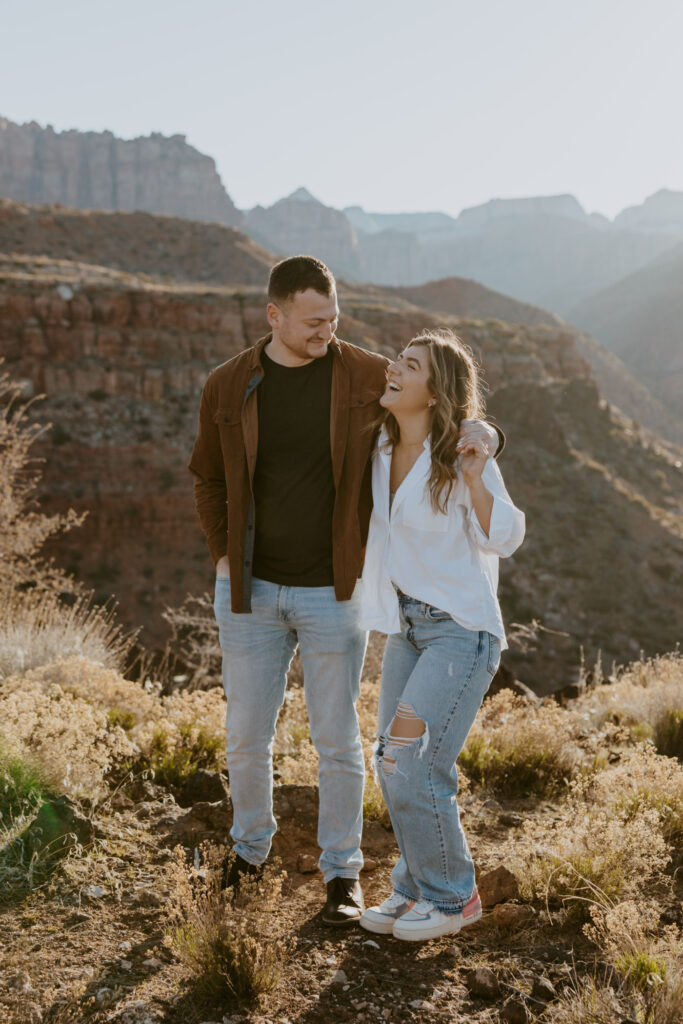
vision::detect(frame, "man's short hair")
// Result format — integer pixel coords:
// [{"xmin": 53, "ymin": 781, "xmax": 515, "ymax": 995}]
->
[{"xmin": 268, "ymin": 255, "xmax": 336, "ymax": 305}]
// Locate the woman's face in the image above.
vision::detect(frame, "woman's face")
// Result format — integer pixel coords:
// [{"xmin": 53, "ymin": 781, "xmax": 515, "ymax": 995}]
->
[{"xmin": 380, "ymin": 344, "xmax": 435, "ymax": 414}]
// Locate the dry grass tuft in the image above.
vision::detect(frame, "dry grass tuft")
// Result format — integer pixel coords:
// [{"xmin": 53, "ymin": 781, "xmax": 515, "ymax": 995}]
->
[
  {"xmin": 166, "ymin": 843, "xmax": 292, "ymax": 1003},
  {"xmin": 506, "ymin": 741, "xmax": 683, "ymax": 921},
  {"xmin": 0, "ymin": 589, "xmax": 131, "ymax": 680},
  {"xmin": 459, "ymin": 690, "xmax": 580, "ymax": 797},
  {"xmin": 580, "ymin": 652, "xmax": 683, "ymax": 759}
]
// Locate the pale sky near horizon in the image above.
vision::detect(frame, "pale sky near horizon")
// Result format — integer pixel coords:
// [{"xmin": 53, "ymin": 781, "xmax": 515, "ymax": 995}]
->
[{"xmin": 2, "ymin": 0, "xmax": 682, "ymax": 220}]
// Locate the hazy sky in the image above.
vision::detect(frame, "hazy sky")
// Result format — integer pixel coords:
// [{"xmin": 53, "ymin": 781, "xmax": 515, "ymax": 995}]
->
[{"xmin": 2, "ymin": 0, "xmax": 682, "ymax": 219}]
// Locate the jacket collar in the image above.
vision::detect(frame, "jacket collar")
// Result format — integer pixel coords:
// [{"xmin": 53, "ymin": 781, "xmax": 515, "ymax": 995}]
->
[{"xmin": 248, "ymin": 333, "xmax": 344, "ymax": 372}]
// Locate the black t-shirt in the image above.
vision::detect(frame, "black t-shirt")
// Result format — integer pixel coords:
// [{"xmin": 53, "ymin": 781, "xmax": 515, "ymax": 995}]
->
[{"xmin": 252, "ymin": 347, "xmax": 335, "ymax": 586}]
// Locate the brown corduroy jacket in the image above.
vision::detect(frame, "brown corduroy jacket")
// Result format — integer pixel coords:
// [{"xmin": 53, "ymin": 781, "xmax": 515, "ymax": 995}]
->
[{"xmin": 188, "ymin": 335, "xmax": 391, "ymax": 612}]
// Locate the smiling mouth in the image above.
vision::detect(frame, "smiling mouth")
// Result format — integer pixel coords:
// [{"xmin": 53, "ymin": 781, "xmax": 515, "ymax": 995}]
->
[{"xmin": 386, "ymin": 381, "xmax": 402, "ymax": 392}]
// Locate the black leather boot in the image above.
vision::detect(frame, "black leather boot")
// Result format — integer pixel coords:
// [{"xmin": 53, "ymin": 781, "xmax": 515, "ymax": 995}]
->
[
  {"xmin": 222, "ymin": 852, "xmax": 264, "ymax": 892},
  {"xmin": 321, "ymin": 876, "xmax": 364, "ymax": 927}
]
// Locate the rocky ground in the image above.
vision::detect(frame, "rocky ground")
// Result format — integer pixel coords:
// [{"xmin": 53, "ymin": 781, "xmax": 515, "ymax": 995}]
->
[
  {"xmin": 1, "ymin": 644, "xmax": 681, "ymax": 1024},
  {"xmin": 0, "ymin": 777, "xmax": 602, "ymax": 1024}
]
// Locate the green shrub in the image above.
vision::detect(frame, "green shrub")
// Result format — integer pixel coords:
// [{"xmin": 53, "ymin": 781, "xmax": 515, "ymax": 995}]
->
[
  {"xmin": 147, "ymin": 724, "xmax": 223, "ymax": 788},
  {"xmin": 0, "ymin": 745, "xmax": 49, "ymax": 821}
]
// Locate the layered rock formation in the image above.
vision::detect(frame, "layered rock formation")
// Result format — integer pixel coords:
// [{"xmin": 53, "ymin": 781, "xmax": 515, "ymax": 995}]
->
[
  {"xmin": 245, "ymin": 188, "xmax": 361, "ymax": 278},
  {"xmin": 0, "ymin": 118, "xmax": 243, "ymax": 227},
  {"xmin": 0, "ymin": 198, "xmax": 272, "ymax": 285},
  {"xmin": 1, "ymin": 251, "xmax": 681, "ymax": 693}
]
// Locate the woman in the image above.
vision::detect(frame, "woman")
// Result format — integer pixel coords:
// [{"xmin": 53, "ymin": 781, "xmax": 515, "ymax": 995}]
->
[{"xmin": 358, "ymin": 329, "xmax": 525, "ymax": 942}]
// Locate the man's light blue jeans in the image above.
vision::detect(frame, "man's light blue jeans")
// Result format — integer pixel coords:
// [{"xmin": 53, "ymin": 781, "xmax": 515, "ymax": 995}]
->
[
  {"xmin": 375, "ymin": 593, "xmax": 501, "ymax": 912},
  {"xmin": 213, "ymin": 576, "xmax": 367, "ymax": 882}
]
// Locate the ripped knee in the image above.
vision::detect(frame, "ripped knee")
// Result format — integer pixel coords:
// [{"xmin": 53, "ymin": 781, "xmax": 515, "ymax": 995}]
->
[{"xmin": 376, "ymin": 702, "xmax": 429, "ymax": 778}]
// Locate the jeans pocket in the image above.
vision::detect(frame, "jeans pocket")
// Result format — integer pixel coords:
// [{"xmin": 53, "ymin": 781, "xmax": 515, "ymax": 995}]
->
[
  {"xmin": 426, "ymin": 604, "xmax": 452, "ymax": 622},
  {"xmin": 487, "ymin": 633, "xmax": 501, "ymax": 675}
]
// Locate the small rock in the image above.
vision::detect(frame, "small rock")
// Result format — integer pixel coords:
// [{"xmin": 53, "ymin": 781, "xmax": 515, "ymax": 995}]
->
[
  {"xmin": 9, "ymin": 971, "xmax": 32, "ymax": 993},
  {"xmin": 531, "ymin": 975, "xmax": 557, "ymax": 1002},
  {"xmin": 22, "ymin": 795, "xmax": 94, "ymax": 859},
  {"xmin": 331, "ymin": 970, "xmax": 348, "ymax": 984},
  {"xmin": 500, "ymin": 998, "xmax": 530, "ymax": 1023},
  {"xmin": 83, "ymin": 884, "xmax": 107, "ymax": 901},
  {"xmin": 498, "ymin": 812, "xmax": 524, "ymax": 827},
  {"xmin": 482, "ymin": 798, "xmax": 503, "ymax": 812},
  {"xmin": 493, "ymin": 902, "xmax": 535, "ymax": 929},
  {"xmin": 65, "ymin": 910, "xmax": 91, "ymax": 925},
  {"xmin": 362, "ymin": 939, "xmax": 380, "ymax": 949},
  {"xmin": 463, "ymin": 966, "xmax": 500, "ymax": 1000},
  {"xmin": 111, "ymin": 792, "xmax": 135, "ymax": 810},
  {"xmin": 178, "ymin": 769, "xmax": 229, "ymax": 807},
  {"xmin": 96, "ymin": 987, "xmax": 114, "ymax": 1004},
  {"xmin": 120, "ymin": 960, "xmax": 132, "ymax": 971},
  {"xmin": 129, "ymin": 778, "xmax": 165, "ymax": 801},
  {"xmin": 118, "ymin": 940, "xmax": 133, "ymax": 951},
  {"xmin": 297, "ymin": 853, "xmax": 317, "ymax": 874},
  {"xmin": 142, "ymin": 957, "xmax": 162, "ymax": 968},
  {"xmin": 133, "ymin": 889, "xmax": 163, "ymax": 907},
  {"xmin": 552, "ymin": 680, "xmax": 586, "ymax": 702},
  {"xmin": 361, "ymin": 858, "xmax": 378, "ymax": 872},
  {"xmin": 477, "ymin": 865, "xmax": 519, "ymax": 907}
]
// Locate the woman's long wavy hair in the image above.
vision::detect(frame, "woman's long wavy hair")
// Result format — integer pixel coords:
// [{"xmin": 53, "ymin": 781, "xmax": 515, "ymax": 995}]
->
[{"xmin": 379, "ymin": 329, "xmax": 486, "ymax": 514}]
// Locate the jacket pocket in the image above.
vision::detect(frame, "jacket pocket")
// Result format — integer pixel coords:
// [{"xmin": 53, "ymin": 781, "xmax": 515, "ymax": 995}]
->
[
  {"xmin": 349, "ymin": 388, "xmax": 383, "ymax": 409},
  {"xmin": 213, "ymin": 407, "xmax": 241, "ymax": 427}
]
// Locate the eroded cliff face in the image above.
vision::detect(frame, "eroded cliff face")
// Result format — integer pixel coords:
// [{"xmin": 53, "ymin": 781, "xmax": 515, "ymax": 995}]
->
[
  {"xmin": 0, "ymin": 119, "xmax": 243, "ymax": 227},
  {"xmin": 2, "ymin": 257, "xmax": 681, "ymax": 692}
]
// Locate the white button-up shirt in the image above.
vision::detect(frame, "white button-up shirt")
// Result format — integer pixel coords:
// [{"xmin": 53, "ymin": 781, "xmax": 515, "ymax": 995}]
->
[{"xmin": 358, "ymin": 427, "xmax": 526, "ymax": 648}]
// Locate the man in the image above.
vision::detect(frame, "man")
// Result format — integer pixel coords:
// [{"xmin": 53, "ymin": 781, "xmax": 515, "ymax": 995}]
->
[{"xmin": 188, "ymin": 256, "xmax": 501, "ymax": 926}]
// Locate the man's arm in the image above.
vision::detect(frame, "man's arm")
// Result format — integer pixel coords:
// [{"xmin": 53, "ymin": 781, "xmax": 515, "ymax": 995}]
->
[
  {"xmin": 188, "ymin": 373, "xmax": 228, "ymax": 565},
  {"xmin": 457, "ymin": 419, "xmax": 505, "ymax": 459}
]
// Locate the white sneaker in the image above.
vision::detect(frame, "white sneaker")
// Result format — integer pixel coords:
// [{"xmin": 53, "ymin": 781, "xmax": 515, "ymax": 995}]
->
[
  {"xmin": 392, "ymin": 888, "xmax": 482, "ymax": 942},
  {"xmin": 359, "ymin": 892, "xmax": 415, "ymax": 935}
]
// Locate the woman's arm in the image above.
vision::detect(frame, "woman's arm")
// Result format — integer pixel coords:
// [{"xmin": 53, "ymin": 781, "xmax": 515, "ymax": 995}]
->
[{"xmin": 459, "ymin": 437, "xmax": 525, "ymax": 557}]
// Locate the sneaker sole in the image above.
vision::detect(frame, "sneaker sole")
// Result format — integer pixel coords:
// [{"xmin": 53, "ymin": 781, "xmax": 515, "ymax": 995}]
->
[
  {"xmin": 393, "ymin": 906, "xmax": 482, "ymax": 942},
  {"xmin": 359, "ymin": 912, "xmax": 398, "ymax": 935},
  {"xmin": 321, "ymin": 911, "xmax": 364, "ymax": 928}
]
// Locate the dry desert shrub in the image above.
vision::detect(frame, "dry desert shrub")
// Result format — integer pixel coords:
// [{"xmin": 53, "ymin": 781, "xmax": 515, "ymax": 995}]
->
[
  {"xmin": 162, "ymin": 592, "xmax": 222, "ymax": 690},
  {"xmin": 589, "ymin": 744, "xmax": 683, "ymax": 846},
  {"xmin": 0, "ymin": 366, "xmax": 84, "ymax": 600},
  {"xmin": 459, "ymin": 689, "xmax": 580, "ymax": 797},
  {"xmin": 0, "ymin": 591, "xmax": 131, "ymax": 680},
  {"xmin": 166, "ymin": 843, "xmax": 292, "ymax": 1003},
  {"xmin": 506, "ymin": 765, "xmax": 671, "ymax": 919},
  {"xmin": 581, "ymin": 652, "xmax": 683, "ymax": 759},
  {"xmin": 549, "ymin": 900, "xmax": 683, "ymax": 1024},
  {"xmin": 133, "ymin": 686, "xmax": 226, "ymax": 784},
  {"xmin": 0, "ymin": 655, "xmax": 227, "ymax": 793},
  {"xmin": 0, "ymin": 663, "xmax": 137, "ymax": 801}
]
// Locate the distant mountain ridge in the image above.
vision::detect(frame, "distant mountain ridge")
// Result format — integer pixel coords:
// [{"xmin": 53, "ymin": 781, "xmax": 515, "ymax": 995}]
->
[
  {"xmin": 1, "ymin": 119, "xmax": 680, "ymax": 431},
  {"xmin": 0, "ymin": 117, "xmax": 243, "ymax": 227}
]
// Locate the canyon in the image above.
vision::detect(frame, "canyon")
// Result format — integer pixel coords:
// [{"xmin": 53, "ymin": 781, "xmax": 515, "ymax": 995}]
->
[{"xmin": 1, "ymin": 224, "xmax": 681, "ymax": 692}]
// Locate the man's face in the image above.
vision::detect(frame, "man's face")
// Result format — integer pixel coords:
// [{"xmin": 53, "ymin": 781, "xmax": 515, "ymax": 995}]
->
[{"xmin": 267, "ymin": 288, "xmax": 339, "ymax": 365}]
